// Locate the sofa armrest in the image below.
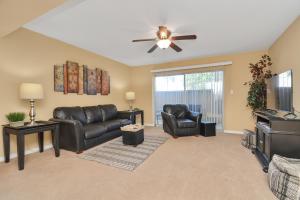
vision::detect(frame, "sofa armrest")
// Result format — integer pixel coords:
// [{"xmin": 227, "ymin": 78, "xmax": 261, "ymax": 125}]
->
[
  {"xmin": 117, "ymin": 111, "xmax": 134, "ymax": 121},
  {"xmin": 187, "ymin": 111, "xmax": 202, "ymax": 126},
  {"xmin": 50, "ymin": 118, "xmax": 85, "ymax": 153}
]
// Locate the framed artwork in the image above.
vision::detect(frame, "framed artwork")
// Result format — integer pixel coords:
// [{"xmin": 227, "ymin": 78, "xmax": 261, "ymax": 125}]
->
[
  {"xmin": 96, "ymin": 68, "xmax": 102, "ymax": 94},
  {"xmin": 101, "ymin": 70, "xmax": 110, "ymax": 95},
  {"xmin": 54, "ymin": 65, "xmax": 64, "ymax": 92},
  {"xmin": 87, "ymin": 68, "xmax": 97, "ymax": 95},
  {"xmin": 78, "ymin": 65, "xmax": 84, "ymax": 95},
  {"xmin": 63, "ymin": 64, "xmax": 68, "ymax": 94},
  {"xmin": 67, "ymin": 61, "xmax": 79, "ymax": 93},
  {"xmin": 53, "ymin": 61, "xmax": 110, "ymax": 95},
  {"xmin": 83, "ymin": 65, "xmax": 88, "ymax": 94}
]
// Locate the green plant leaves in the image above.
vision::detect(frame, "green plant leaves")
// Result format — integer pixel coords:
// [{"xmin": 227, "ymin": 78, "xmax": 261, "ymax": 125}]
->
[
  {"xmin": 245, "ymin": 54, "xmax": 274, "ymax": 114},
  {"xmin": 6, "ymin": 112, "xmax": 26, "ymax": 122}
]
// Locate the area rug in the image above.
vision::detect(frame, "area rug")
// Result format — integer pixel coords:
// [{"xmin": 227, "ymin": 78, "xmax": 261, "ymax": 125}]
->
[{"xmin": 79, "ymin": 135, "xmax": 168, "ymax": 171}]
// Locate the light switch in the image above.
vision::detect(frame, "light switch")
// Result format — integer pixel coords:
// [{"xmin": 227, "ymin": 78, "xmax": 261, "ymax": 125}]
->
[{"xmin": 230, "ymin": 89, "xmax": 234, "ymax": 95}]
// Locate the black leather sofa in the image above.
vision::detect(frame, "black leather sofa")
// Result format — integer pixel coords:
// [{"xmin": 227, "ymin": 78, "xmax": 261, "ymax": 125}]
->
[
  {"xmin": 161, "ymin": 104, "xmax": 202, "ymax": 137},
  {"xmin": 51, "ymin": 104, "xmax": 132, "ymax": 153}
]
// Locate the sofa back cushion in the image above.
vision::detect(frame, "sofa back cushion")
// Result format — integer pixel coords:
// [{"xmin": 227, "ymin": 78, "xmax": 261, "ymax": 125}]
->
[
  {"xmin": 99, "ymin": 104, "xmax": 118, "ymax": 121},
  {"xmin": 163, "ymin": 104, "xmax": 189, "ymax": 119},
  {"xmin": 53, "ymin": 106, "xmax": 87, "ymax": 124},
  {"xmin": 83, "ymin": 106, "xmax": 103, "ymax": 124}
]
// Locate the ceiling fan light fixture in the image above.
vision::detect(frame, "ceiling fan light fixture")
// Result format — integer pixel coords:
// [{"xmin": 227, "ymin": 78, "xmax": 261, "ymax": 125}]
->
[{"xmin": 157, "ymin": 39, "xmax": 171, "ymax": 49}]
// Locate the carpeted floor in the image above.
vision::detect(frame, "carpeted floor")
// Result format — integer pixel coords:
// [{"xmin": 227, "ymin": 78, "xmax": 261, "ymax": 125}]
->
[{"xmin": 0, "ymin": 127, "xmax": 276, "ymax": 200}]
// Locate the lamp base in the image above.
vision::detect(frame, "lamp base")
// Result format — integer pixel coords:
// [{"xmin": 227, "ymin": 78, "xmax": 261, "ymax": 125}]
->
[
  {"xmin": 28, "ymin": 121, "xmax": 38, "ymax": 126},
  {"xmin": 29, "ymin": 100, "xmax": 36, "ymax": 126}
]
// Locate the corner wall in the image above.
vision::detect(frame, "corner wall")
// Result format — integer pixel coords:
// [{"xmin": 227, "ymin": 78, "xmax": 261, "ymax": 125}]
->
[{"xmin": 269, "ymin": 16, "xmax": 300, "ymax": 111}]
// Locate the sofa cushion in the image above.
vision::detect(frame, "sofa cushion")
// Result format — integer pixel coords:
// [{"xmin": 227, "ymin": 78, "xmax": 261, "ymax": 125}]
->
[
  {"xmin": 83, "ymin": 106, "xmax": 103, "ymax": 124},
  {"xmin": 83, "ymin": 124, "xmax": 108, "ymax": 139},
  {"xmin": 177, "ymin": 119, "xmax": 197, "ymax": 128},
  {"xmin": 163, "ymin": 104, "xmax": 188, "ymax": 119},
  {"xmin": 53, "ymin": 106, "xmax": 87, "ymax": 125},
  {"xmin": 99, "ymin": 104, "xmax": 118, "ymax": 121},
  {"xmin": 100, "ymin": 119, "xmax": 123, "ymax": 131}
]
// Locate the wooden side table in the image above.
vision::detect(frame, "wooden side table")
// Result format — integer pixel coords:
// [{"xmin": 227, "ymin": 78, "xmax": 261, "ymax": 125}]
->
[
  {"xmin": 200, "ymin": 121, "xmax": 216, "ymax": 137},
  {"xmin": 2, "ymin": 121, "xmax": 60, "ymax": 170},
  {"xmin": 120, "ymin": 110, "xmax": 144, "ymax": 125}
]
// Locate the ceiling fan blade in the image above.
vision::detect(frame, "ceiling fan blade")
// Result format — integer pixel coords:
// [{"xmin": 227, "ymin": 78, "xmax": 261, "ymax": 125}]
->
[
  {"xmin": 171, "ymin": 35, "xmax": 197, "ymax": 40},
  {"xmin": 132, "ymin": 38, "xmax": 156, "ymax": 42},
  {"xmin": 147, "ymin": 44, "xmax": 158, "ymax": 53},
  {"xmin": 170, "ymin": 42, "xmax": 182, "ymax": 52}
]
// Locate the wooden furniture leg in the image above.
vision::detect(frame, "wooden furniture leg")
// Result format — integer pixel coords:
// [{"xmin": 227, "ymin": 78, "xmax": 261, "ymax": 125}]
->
[{"xmin": 16, "ymin": 134, "xmax": 25, "ymax": 170}]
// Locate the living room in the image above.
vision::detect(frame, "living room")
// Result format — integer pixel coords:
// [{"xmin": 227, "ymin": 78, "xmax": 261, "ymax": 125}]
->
[{"xmin": 0, "ymin": 0, "xmax": 299, "ymax": 199}]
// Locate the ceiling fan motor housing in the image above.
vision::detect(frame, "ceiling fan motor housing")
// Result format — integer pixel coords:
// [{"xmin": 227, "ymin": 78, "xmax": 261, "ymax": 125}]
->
[{"xmin": 157, "ymin": 26, "xmax": 171, "ymax": 40}]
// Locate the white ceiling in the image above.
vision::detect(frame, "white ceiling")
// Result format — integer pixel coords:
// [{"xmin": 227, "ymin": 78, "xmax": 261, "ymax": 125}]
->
[{"xmin": 24, "ymin": 0, "xmax": 300, "ymax": 66}]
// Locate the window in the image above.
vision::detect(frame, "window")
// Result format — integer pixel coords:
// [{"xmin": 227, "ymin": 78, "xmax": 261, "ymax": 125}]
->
[
  {"xmin": 155, "ymin": 75, "xmax": 184, "ymax": 91},
  {"xmin": 154, "ymin": 71, "xmax": 224, "ymax": 130}
]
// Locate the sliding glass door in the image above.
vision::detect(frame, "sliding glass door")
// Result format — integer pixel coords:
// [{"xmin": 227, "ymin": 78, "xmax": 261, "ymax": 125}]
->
[{"xmin": 154, "ymin": 71, "xmax": 224, "ymax": 130}]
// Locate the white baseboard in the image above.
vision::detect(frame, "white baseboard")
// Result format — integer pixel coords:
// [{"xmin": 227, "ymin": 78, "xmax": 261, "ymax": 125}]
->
[
  {"xmin": 224, "ymin": 130, "xmax": 244, "ymax": 135},
  {"xmin": 0, "ymin": 144, "xmax": 53, "ymax": 163}
]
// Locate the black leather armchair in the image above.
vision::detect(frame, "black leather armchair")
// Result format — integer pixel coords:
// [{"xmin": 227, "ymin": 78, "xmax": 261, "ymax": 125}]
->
[
  {"xmin": 50, "ymin": 104, "xmax": 133, "ymax": 153},
  {"xmin": 161, "ymin": 104, "xmax": 202, "ymax": 137}
]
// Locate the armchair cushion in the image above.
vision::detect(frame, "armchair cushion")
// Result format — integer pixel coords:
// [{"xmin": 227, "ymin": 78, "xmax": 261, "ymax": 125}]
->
[
  {"xmin": 177, "ymin": 119, "xmax": 197, "ymax": 128},
  {"xmin": 83, "ymin": 106, "xmax": 103, "ymax": 124},
  {"xmin": 187, "ymin": 111, "xmax": 202, "ymax": 125}
]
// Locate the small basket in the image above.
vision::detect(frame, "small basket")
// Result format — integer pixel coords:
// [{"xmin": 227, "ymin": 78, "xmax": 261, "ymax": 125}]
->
[{"xmin": 241, "ymin": 129, "xmax": 256, "ymax": 149}]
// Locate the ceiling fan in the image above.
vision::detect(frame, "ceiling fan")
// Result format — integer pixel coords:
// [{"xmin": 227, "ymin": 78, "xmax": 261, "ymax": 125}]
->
[{"xmin": 132, "ymin": 26, "xmax": 197, "ymax": 53}]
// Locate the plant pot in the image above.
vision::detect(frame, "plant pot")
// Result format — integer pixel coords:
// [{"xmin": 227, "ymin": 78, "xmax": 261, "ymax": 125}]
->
[{"xmin": 9, "ymin": 121, "xmax": 24, "ymax": 127}]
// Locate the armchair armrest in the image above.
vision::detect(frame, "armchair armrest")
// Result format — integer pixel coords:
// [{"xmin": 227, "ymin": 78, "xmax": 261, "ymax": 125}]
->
[
  {"xmin": 50, "ymin": 118, "xmax": 85, "ymax": 153},
  {"xmin": 117, "ymin": 111, "xmax": 134, "ymax": 121},
  {"xmin": 187, "ymin": 111, "xmax": 202, "ymax": 126},
  {"xmin": 161, "ymin": 112, "xmax": 178, "ymax": 131}
]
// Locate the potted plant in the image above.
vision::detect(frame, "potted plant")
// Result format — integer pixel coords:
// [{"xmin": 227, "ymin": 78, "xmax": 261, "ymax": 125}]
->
[
  {"xmin": 6, "ymin": 112, "xmax": 26, "ymax": 127},
  {"xmin": 244, "ymin": 55, "xmax": 275, "ymax": 115}
]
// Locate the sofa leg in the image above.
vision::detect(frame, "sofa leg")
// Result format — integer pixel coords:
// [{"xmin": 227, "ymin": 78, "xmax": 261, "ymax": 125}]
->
[
  {"xmin": 76, "ymin": 151, "xmax": 83, "ymax": 154},
  {"xmin": 172, "ymin": 135, "xmax": 178, "ymax": 139}
]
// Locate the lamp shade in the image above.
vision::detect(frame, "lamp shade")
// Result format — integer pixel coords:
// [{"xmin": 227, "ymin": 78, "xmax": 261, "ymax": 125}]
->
[
  {"xmin": 20, "ymin": 83, "xmax": 44, "ymax": 100},
  {"xmin": 125, "ymin": 91, "xmax": 135, "ymax": 100}
]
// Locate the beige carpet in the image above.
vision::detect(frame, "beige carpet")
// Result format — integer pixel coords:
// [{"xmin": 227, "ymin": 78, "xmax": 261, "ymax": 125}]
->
[{"xmin": 0, "ymin": 127, "xmax": 276, "ymax": 200}]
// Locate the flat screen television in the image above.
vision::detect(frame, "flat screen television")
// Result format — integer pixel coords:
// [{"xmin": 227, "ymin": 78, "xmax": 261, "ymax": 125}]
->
[{"xmin": 267, "ymin": 70, "xmax": 293, "ymax": 112}]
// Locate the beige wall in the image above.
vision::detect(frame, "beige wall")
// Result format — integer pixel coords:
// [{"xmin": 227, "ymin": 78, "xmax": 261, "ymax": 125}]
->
[
  {"xmin": 269, "ymin": 16, "xmax": 300, "ymax": 111},
  {"xmin": 130, "ymin": 51, "xmax": 268, "ymax": 131},
  {"xmin": 0, "ymin": 0, "xmax": 66, "ymax": 37},
  {"xmin": 0, "ymin": 28, "xmax": 131, "ymax": 157}
]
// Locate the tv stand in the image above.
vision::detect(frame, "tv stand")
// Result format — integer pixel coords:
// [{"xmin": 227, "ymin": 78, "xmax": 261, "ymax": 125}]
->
[{"xmin": 253, "ymin": 111, "xmax": 300, "ymax": 172}]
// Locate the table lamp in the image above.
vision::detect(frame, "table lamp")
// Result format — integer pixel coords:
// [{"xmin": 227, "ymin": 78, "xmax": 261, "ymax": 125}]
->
[
  {"xmin": 125, "ymin": 91, "xmax": 135, "ymax": 111},
  {"xmin": 20, "ymin": 83, "xmax": 44, "ymax": 125}
]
